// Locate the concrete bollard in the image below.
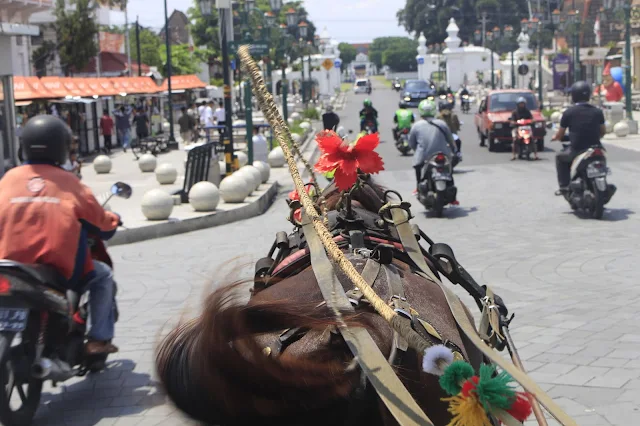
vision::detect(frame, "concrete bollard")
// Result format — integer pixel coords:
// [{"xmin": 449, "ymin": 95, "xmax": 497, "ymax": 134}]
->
[
  {"xmin": 253, "ymin": 161, "xmax": 270, "ymax": 183},
  {"xmin": 141, "ymin": 189, "xmax": 174, "ymax": 220},
  {"xmin": 155, "ymin": 163, "xmax": 178, "ymax": 184},
  {"xmin": 550, "ymin": 111, "xmax": 562, "ymax": 124},
  {"xmin": 299, "ymin": 121, "xmax": 311, "ymax": 130},
  {"xmin": 189, "ymin": 181, "xmax": 220, "ymax": 211},
  {"xmin": 240, "ymin": 165, "xmax": 263, "ymax": 191},
  {"xmin": 235, "ymin": 151, "xmax": 248, "ymax": 168},
  {"xmin": 291, "ymin": 133, "xmax": 302, "ymax": 143},
  {"xmin": 138, "ymin": 154, "xmax": 157, "ymax": 173},
  {"xmin": 613, "ymin": 121, "xmax": 630, "ymax": 138},
  {"xmin": 93, "ymin": 155, "xmax": 112, "ymax": 174},
  {"xmin": 268, "ymin": 147, "xmax": 286, "ymax": 168},
  {"xmin": 220, "ymin": 174, "xmax": 249, "ymax": 203}
]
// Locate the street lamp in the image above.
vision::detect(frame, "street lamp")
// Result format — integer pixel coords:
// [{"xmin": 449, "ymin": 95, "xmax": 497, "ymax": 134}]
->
[
  {"xmin": 286, "ymin": 8, "xmax": 297, "ymax": 27},
  {"xmin": 264, "ymin": 11, "xmax": 275, "ymax": 26},
  {"xmin": 504, "ymin": 25, "xmax": 516, "ymax": 88},
  {"xmin": 474, "ymin": 30, "xmax": 481, "ymax": 46},
  {"xmin": 269, "ymin": 0, "xmax": 281, "ymax": 14},
  {"xmin": 163, "ymin": 0, "xmax": 176, "ymax": 142},
  {"xmin": 486, "ymin": 30, "xmax": 496, "ymax": 89},
  {"xmin": 529, "ymin": 18, "xmax": 545, "ymax": 107}
]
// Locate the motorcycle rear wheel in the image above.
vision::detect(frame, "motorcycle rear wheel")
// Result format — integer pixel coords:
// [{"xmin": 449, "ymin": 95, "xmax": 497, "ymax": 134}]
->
[
  {"xmin": 591, "ymin": 189, "xmax": 605, "ymax": 220},
  {"xmin": 0, "ymin": 331, "xmax": 43, "ymax": 426},
  {"xmin": 433, "ymin": 192, "xmax": 445, "ymax": 218}
]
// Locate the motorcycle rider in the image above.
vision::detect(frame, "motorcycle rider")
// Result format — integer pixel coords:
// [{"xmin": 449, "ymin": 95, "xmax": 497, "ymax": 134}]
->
[
  {"xmin": 322, "ymin": 105, "xmax": 340, "ymax": 131},
  {"xmin": 393, "ymin": 104, "xmax": 415, "ymax": 141},
  {"xmin": 459, "ymin": 85, "xmax": 470, "ymax": 111},
  {"xmin": 509, "ymin": 96, "xmax": 538, "ymax": 161},
  {"xmin": 0, "ymin": 115, "xmax": 121, "ymax": 356},
  {"xmin": 552, "ymin": 80, "xmax": 606, "ymax": 194},
  {"xmin": 409, "ymin": 99, "xmax": 457, "ymax": 201},
  {"xmin": 437, "ymin": 101, "xmax": 462, "ymax": 152},
  {"xmin": 359, "ymin": 99, "xmax": 379, "ymax": 132}
]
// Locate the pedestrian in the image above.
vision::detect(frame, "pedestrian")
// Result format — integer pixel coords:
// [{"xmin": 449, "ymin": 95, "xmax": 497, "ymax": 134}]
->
[
  {"xmin": 115, "ymin": 105, "xmax": 132, "ymax": 152},
  {"xmin": 203, "ymin": 101, "xmax": 215, "ymax": 140},
  {"xmin": 214, "ymin": 101, "xmax": 226, "ymax": 137},
  {"xmin": 133, "ymin": 107, "xmax": 150, "ymax": 142},
  {"xmin": 62, "ymin": 149, "xmax": 82, "ymax": 179},
  {"xmin": 178, "ymin": 107, "xmax": 195, "ymax": 145},
  {"xmin": 99, "ymin": 110, "xmax": 114, "ymax": 154},
  {"xmin": 198, "ymin": 101, "xmax": 207, "ymax": 131},
  {"xmin": 252, "ymin": 126, "xmax": 268, "ymax": 163}
]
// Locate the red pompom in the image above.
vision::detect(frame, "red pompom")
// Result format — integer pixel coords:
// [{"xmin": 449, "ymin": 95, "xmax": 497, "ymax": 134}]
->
[
  {"xmin": 507, "ymin": 393, "xmax": 533, "ymax": 422},
  {"xmin": 460, "ymin": 376, "xmax": 479, "ymax": 397}
]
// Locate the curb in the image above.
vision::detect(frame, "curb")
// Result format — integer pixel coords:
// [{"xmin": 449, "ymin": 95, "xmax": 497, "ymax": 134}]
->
[{"xmin": 108, "ymin": 181, "xmax": 279, "ymax": 246}]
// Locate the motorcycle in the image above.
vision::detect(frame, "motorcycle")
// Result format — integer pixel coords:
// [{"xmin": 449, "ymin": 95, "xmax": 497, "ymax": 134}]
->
[
  {"xmin": 392, "ymin": 82, "xmax": 402, "ymax": 92},
  {"xmin": 461, "ymin": 94, "xmax": 470, "ymax": 113},
  {"xmin": 395, "ymin": 128, "xmax": 411, "ymax": 155},
  {"xmin": 451, "ymin": 134, "xmax": 463, "ymax": 168},
  {"xmin": 417, "ymin": 152, "xmax": 458, "ymax": 217},
  {"xmin": 446, "ymin": 93, "xmax": 455, "ymax": 108},
  {"xmin": 558, "ymin": 145, "xmax": 616, "ymax": 219},
  {"xmin": 363, "ymin": 119, "xmax": 378, "ymax": 134},
  {"xmin": 514, "ymin": 119, "xmax": 535, "ymax": 160},
  {"xmin": 0, "ymin": 182, "xmax": 131, "ymax": 426}
]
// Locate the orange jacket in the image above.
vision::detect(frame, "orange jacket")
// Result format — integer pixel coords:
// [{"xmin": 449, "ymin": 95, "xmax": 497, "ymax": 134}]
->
[{"xmin": 0, "ymin": 164, "xmax": 119, "ymax": 281}]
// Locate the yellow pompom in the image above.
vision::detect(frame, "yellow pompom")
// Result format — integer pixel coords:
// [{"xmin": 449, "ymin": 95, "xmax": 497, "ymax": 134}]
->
[{"xmin": 443, "ymin": 394, "xmax": 493, "ymax": 426}]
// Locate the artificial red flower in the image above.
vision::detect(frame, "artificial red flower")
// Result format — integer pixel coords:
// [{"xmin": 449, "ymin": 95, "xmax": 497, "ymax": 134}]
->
[
  {"xmin": 288, "ymin": 184, "xmax": 313, "ymax": 223},
  {"xmin": 314, "ymin": 130, "xmax": 384, "ymax": 191}
]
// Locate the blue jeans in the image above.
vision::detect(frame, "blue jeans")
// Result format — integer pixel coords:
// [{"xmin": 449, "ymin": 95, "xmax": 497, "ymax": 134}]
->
[
  {"xmin": 118, "ymin": 129, "xmax": 131, "ymax": 149},
  {"xmin": 86, "ymin": 260, "xmax": 116, "ymax": 341}
]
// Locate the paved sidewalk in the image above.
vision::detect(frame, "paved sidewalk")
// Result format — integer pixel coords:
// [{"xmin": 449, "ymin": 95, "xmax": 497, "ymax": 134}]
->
[{"xmin": 602, "ymin": 133, "xmax": 640, "ymax": 152}]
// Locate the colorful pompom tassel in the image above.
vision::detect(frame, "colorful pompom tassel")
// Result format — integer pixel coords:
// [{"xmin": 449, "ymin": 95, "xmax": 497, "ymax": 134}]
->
[{"xmin": 439, "ymin": 361, "xmax": 533, "ymax": 426}]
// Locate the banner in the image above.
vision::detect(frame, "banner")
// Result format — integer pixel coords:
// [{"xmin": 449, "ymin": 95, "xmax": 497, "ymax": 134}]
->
[{"xmin": 99, "ymin": 32, "xmax": 125, "ymax": 54}]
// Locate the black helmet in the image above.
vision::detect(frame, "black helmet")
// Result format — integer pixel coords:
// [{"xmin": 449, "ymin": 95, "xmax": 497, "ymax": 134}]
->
[
  {"xmin": 571, "ymin": 81, "xmax": 591, "ymax": 104},
  {"xmin": 21, "ymin": 115, "xmax": 71, "ymax": 165}
]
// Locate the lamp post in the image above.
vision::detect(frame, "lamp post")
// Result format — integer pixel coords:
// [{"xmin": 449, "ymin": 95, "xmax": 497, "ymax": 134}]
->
[
  {"xmin": 163, "ymin": 0, "xmax": 175, "ymax": 142},
  {"xmin": 527, "ymin": 17, "xmax": 545, "ymax": 106},
  {"xmin": 504, "ymin": 25, "xmax": 515, "ymax": 88},
  {"xmin": 298, "ymin": 21, "xmax": 309, "ymax": 106}
]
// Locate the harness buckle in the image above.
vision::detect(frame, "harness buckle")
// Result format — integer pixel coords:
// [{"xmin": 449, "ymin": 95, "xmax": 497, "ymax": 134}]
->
[{"xmin": 378, "ymin": 201, "xmax": 414, "ymax": 226}]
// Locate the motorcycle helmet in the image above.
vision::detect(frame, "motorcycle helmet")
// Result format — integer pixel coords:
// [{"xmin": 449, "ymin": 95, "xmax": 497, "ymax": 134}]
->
[
  {"xmin": 363, "ymin": 99, "xmax": 372, "ymax": 107},
  {"xmin": 418, "ymin": 99, "xmax": 437, "ymax": 118},
  {"xmin": 325, "ymin": 105, "xmax": 334, "ymax": 113},
  {"xmin": 571, "ymin": 81, "xmax": 591, "ymax": 103},
  {"xmin": 21, "ymin": 114, "xmax": 71, "ymax": 165},
  {"xmin": 516, "ymin": 97, "xmax": 527, "ymax": 106}
]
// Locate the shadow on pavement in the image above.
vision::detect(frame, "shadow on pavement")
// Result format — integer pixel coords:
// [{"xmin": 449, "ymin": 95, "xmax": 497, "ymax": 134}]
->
[
  {"xmin": 423, "ymin": 206, "xmax": 478, "ymax": 219},
  {"xmin": 453, "ymin": 168, "xmax": 475, "ymax": 174},
  {"xmin": 562, "ymin": 208, "xmax": 635, "ymax": 222},
  {"xmin": 32, "ymin": 359, "xmax": 168, "ymax": 426}
]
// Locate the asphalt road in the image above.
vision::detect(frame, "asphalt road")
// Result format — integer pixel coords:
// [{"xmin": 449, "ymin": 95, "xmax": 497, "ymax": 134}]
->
[
  {"xmin": 338, "ymin": 80, "xmax": 640, "ymax": 169},
  {"xmin": 28, "ymin": 82, "xmax": 640, "ymax": 426}
]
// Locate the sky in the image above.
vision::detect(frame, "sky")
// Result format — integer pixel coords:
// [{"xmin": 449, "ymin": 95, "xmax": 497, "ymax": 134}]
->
[{"xmin": 110, "ymin": 0, "xmax": 411, "ymax": 43}]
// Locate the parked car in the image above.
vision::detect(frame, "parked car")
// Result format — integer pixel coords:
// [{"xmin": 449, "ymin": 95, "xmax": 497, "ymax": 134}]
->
[
  {"xmin": 353, "ymin": 79, "xmax": 370, "ymax": 94},
  {"xmin": 399, "ymin": 79, "xmax": 436, "ymax": 108},
  {"xmin": 475, "ymin": 90, "xmax": 546, "ymax": 152}
]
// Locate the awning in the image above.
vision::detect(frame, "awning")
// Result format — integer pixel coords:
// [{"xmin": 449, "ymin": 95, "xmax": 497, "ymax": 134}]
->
[
  {"xmin": 108, "ymin": 76, "xmax": 159, "ymax": 95},
  {"xmin": 13, "ymin": 76, "xmax": 54, "ymax": 100},
  {"xmin": 40, "ymin": 77, "xmax": 69, "ymax": 99},
  {"xmin": 85, "ymin": 78, "xmax": 119, "ymax": 97},
  {"xmin": 59, "ymin": 77, "xmax": 84, "ymax": 98},
  {"xmin": 157, "ymin": 74, "xmax": 207, "ymax": 92}
]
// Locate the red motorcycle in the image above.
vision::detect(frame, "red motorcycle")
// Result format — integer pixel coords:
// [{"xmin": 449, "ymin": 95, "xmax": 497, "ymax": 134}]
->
[
  {"xmin": 0, "ymin": 182, "xmax": 131, "ymax": 426},
  {"xmin": 514, "ymin": 119, "xmax": 534, "ymax": 160}
]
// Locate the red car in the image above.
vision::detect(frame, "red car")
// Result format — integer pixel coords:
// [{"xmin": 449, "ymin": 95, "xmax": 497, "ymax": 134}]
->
[{"xmin": 475, "ymin": 90, "xmax": 546, "ymax": 152}]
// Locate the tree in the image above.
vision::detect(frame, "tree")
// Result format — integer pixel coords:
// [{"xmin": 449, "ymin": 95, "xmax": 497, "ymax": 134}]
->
[
  {"xmin": 338, "ymin": 43, "xmax": 357, "ymax": 71},
  {"xmin": 55, "ymin": 0, "xmax": 98, "ymax": 75},
  {"xmin": 188, "ymin": 0, "xmax": 220, "ymax": 56},
  {"xmin": 159, "ymin": 44, "xmax": 203, "ymax": 76},
  {"xmin": 129, "ymin": 26, "xmax": 163, "ymax": 70},
  {"xmin": 368, "ymin": 37, "xmax": 417, "ymax": 70},
  {"xmin": 383, "ymin": 44, "xmax": 418, "ymax": 72},
  {"xmin": 32, "ymin": 39, "xmax": 56, "ymax": 77}
]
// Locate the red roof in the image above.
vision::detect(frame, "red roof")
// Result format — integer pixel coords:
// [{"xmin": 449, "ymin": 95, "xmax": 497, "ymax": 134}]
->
[
  {"xmin": 79, "ymin": 52, "xmax": 151, "ymax": 75},
  {"xmin": 157, "ymin": 74, "xmax": 206, "ymax": 91},
  {"xmin": 13, "ymin": 77, "xmax": 54, "ymax": 100}
]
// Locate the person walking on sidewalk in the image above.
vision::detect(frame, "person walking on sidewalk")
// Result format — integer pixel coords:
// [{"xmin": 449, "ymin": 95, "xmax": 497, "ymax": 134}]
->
[
  {"xmin": 214, "ymin": 101, "xmax": 226, "ymax": 137},
  {"xmin": 99, "ymin": 110, "xmax": 114, "ymax": 154},
  {"xmin": 115, "ymin": 105, "xmax": 132, "ymax": 152},
  {"xmin": 178, "ymin": 107, "xmax": 196, "ymax": 145},
  {"xmin": 133, "ymin": 107, "xmax": 150, "ymax": 143}
]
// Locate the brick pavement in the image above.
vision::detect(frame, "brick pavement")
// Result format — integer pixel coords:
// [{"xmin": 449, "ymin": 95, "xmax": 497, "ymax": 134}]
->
[{"xmin": 31, "ymin": 148, "xmax": 640, "ymax": 423}]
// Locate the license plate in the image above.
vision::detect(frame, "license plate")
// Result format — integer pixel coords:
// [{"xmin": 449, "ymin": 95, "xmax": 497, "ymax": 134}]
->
[
  {"xmin": 587, "ymin": 169, "xmax": 606, "ymax": 178},
  {"xmin": 433, "ymin": 173, "xmax": 452, "ymax": 181},
  {"xmin": 0, "ymin": 308, "xmax": 29, "ymax": 332}
]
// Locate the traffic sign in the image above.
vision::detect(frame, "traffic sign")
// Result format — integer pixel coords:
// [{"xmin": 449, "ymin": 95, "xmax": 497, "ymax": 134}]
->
[
  {"xmin": 230, "ymin": 59, "xmax": 236, "ymax": 70},
  {"xmin": 518, "ymin": 64, "xmax": 529, "ymax": 76},
  {"xmin": 334, "ymin": 58, "xmax": 342, "ymax": 68},
  {"xmin": 228, "ymin": 40, "xmax": 269, "ymax": 56},
  {"xmin": 417, "ymin": 57, "xmax": 425, "ymax": 65},
  {"xmin": 322, "ymin": 58, "xmax": 334, "ymax": 70}
]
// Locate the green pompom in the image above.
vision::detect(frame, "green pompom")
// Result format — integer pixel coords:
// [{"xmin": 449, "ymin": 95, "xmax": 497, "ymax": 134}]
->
[
  {"xmin": 439, "ymin": 360, "xmax": 475, "ymax": 395},
  {"xmin": 474, "ymin": 364, "xmax": 517, "ymax": 412}
]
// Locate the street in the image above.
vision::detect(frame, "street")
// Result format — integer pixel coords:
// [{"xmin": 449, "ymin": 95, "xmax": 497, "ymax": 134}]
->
[{"xmin": 35, "ymin": 83, "xmax": 640, "ymax": 426}]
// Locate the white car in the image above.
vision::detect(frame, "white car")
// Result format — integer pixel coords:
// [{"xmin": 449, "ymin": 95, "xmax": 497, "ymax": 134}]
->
[{"xmin": 353, "ymin": 79, "xmax": 370, "ymax": 94}]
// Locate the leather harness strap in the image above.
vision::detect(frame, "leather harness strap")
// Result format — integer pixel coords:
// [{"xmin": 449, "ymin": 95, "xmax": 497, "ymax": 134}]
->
[
  {"xmin": 387, "ymin": 206, "xmax": 578, "ymax": 426},
  {"xmin": 301, "ymin": 216, "xmax": 434, "ymax": 426}
]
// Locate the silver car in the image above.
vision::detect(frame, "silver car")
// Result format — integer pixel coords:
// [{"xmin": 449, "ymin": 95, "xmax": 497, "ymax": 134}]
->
[{"xmin": 353, "ymin": 79, "xmax": 369, "ymax": 94}]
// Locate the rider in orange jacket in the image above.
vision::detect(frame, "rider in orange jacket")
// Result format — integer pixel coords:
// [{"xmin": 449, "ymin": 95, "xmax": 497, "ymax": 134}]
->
[{"xmin": 0, "ymin": 115, "xmax": 121, "ymax": 355}]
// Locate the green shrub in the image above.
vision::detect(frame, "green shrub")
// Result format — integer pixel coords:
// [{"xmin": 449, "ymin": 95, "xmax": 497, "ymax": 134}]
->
[{"xmin": 302, "ymin": 107, "xmax": 320, "ymax": 120}]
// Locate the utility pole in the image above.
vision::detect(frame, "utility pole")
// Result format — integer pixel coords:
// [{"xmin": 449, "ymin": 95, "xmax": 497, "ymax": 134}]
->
[
  {"xmin": 218, "ymin": 0, "xmax": 236, "ymax": 175},
  {"xmin": 135, "ymin": 17, "xmax": 142, "ymax": 77},
  {"xmin": 124, "ymin": 1, "xmax": 132, "ymax": 76},
  {"xmin": 481, "ymin": 12, "xmax": 487, "ymax": 47}
]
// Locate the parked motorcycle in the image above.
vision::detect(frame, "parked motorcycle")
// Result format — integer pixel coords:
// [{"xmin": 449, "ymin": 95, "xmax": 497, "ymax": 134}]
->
[
  {"xmin": 558, "ymin": 145, "xmax": 616, "ymax": 219},
  {"xmin": 514, "ymin": 118, "xmax": 535, "ymax": 160},
  {"xmin": 461, "ymin": 94, "xmax": 470, "ymax": 113},
  {"xmin": 395, "ymin": 128, "xmax": 411, "ymax": 155},
  {"xmin": 0, "ymin": 182, "xmax": 131, "ymax": 426},
  {"xmin": 417, "ymin": 152, "xmax": 458, "ymax": 217}
]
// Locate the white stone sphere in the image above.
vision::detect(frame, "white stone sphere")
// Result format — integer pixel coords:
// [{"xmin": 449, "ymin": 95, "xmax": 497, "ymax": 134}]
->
[
  {"xmin": 613, "ymin": 121, "xmax": 629, "ymax": 137},
  {"xmin": 219, "ymin": 160, "xmax": 227, "ymax": 173},
  {"xmin": 299, "ymin": 121, "xmax": 311, "ymax": 130},
  {"xmin": 240, "ymin": 165, "xmax": 263, "ymax": 191},
  {"xmin": 287, "ymin": 117, "xmax": 295, "ymax": 126},
  {"xmin": 188, "ymin": 181, "xmax": 220, "ymax": 212},
  {"xmin": 551, "ymin": 111, "xmax": 562, "ymax": 124},
  {"xmin": 235, "ymin": 151, "xmax": 248, "ymax": 167},
  {"xmin": 93, "ymin": 155, "xmax": 112, "ymax": 174},
  {"xmin": 291, "ymin": 133, "xmax": 302, "ymax": 143},
  {"xmin": 162, "ymin": 121, "xmax": 170, "ymax": 131},
  {"xmin": 268, "ymin": 147, "xmax": 286, "ymax": 168},
  {"xmin": 219, "ymin": 174, "xmax": 249, "ymax": 203},
  {"xmin": 138, "ymin": 154, "xmax": 157, "ymax": 172},
  {"xmin": 605, "ymin": 120, "xmax": 614, "ymax": 134},
  {"xmin": 234, "ymin": 169, "xmax": 257, "ymax": 195},
  {"xmin": 155, "ymin": 163, "xmax": 178, "ymax": 184},
  {"xmin": 141, "ymin": 189, "xmax": 173, "ymax": 220},
  {"xmin": 290, "ymin": 112, "xmax": 301, "ymax": 120},
  {"xmin": 253, "ymin": 161, "xmax": 270, "ymax": 183}
]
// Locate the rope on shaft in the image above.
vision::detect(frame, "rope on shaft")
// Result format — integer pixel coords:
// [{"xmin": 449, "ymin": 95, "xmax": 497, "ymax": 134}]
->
[{"xmin": 237, "ymin": 45, "xmax": 432, "ymax": 355}]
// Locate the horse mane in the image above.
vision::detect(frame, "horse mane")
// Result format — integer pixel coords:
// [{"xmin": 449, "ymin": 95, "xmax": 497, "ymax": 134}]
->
[
  {"xmin": 321, "ymin": 175, "xmax": 387, "ymax": 213},
  {"xmin": 155, "ymin": 282, "xmax": 372, "ymax": 425}
]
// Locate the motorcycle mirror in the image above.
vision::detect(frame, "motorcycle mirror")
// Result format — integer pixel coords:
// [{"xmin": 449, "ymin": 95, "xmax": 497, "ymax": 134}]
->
[
  {"xmin": 546, "ymin": 122, "xmax": 553, "ymax": 129},
  {"xmin": 111, "ymin": 182, "xmax": 133, "ymax": 199}
]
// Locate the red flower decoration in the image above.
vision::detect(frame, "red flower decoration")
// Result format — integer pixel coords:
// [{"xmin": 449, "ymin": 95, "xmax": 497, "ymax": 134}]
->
[
  {"xmin": 314, "ymin": 130, "xmax": 384, "ymax": 191},
  {"xmin": 288, "ymin": 184, "xmax": 313, "ymax": 223}
]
